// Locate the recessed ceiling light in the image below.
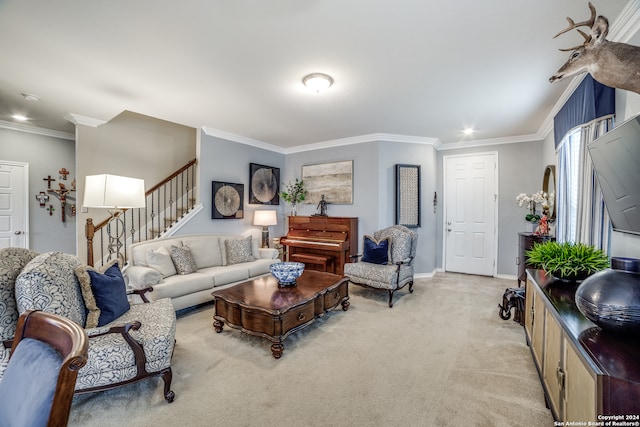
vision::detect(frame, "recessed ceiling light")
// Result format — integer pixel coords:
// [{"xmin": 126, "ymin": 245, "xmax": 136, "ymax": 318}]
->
[
  {"xmin": 12, "ymin": 114, "xmax": 28, "ymax": 121},
  {"xmin": 302, "ymin": 73, "xmax": 333, "ymax": 93},
  {"xmin": 464, "ymin": 128, "xmax": 474, "ymax": 135},
  {"xmin": 21, "ymin": 92, "xmax": 39, "ymax": 102}
]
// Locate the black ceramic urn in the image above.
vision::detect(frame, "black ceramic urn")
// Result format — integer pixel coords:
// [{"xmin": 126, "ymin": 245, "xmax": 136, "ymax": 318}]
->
[{"xmin": 575, "ymin": 257, "xmax": 640, "ymax": 334}]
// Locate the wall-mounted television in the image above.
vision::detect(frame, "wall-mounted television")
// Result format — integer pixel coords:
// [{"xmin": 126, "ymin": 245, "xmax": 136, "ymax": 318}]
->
[{"xmin": 588, "ymin": 113, "xmax": 640, "ymax": 235}]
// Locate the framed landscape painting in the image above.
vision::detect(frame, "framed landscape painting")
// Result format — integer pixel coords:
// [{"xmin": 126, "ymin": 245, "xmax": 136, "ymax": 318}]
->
[{"xmin": 301, "ymin": 160, "xmax": 353, "ymax": 205}]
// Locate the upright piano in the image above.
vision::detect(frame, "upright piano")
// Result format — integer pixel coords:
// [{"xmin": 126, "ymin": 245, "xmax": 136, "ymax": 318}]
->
[{"xmin": 280, "ymin": 216, "xmax": 358, "ymax": 276}]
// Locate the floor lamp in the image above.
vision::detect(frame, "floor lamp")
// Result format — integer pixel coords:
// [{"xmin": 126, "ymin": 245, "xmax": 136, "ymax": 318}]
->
[
  {"xmin": 83, "ymin": 174, "xmax": 146, "ymax": 264},
  {"xmin": 253, "ymin": 210, "xmax": 277, "ymax": 248}
]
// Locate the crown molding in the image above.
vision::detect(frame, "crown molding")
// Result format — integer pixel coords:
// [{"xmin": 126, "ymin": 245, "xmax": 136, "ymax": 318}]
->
[
  {"xmin": 64, "ymin": 113, "xmax": 106, "ymax": 127},
  {"xmin": 609, "ymin": 0, "xmax": 640, "ymax": 42},
  {"xmin": 438, "ymin": 132, "xmax": 543, "ymax": 151},
  {"xmin": 201, "ymin": 126, "xmax": 286, "ymax": 154},
  {"xmin": 0, "ymin": 119, "xmax": 74, "ymax": 141},
  {"xmin": 284, "ymin": 133, "xmax": 441, "ymax": 154}
]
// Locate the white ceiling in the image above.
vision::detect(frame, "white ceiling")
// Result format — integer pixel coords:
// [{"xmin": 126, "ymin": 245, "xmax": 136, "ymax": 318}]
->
[{"xmin": 0, "ymin": 0, "xmax": 634, "ymax": 148}]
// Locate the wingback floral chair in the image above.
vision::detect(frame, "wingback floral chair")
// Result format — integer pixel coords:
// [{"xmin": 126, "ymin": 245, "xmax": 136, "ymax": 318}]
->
[
  {"xmin": 344, "ymin": 225, "xmax": 418, "ymax": 307},
  {"xmin": 13, "ymin": 251, "xmax": 177, "ymax": 402},
  {"xmin": 0, "ymin": 247, "xmax": 40, "ymax": 378}
]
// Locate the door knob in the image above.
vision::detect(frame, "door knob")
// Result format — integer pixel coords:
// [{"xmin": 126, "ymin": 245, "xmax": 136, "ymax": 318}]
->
[{"xmin": 14, "ymin": 231, "xmax": 23, "ymax": 235}]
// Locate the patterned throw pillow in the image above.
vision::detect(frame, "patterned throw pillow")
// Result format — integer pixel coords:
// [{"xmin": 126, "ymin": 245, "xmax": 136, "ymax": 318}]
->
[
  {"xmin": 75, "ymin": 259, "xmax": 130, "ymax": 328},
  {"xmin": 170, "ymin": 245, "xmax": 198, "ymax": 275},
  {"xmin": 225, "ymin": 236, "xmax": 256, "ymax": 265},
  {"xmin": 361, "ymin": 235, "xmax": 391, "ymax": 265}
]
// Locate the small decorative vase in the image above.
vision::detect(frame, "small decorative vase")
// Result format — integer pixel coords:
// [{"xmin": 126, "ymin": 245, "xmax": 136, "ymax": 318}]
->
[
  {"xmin": 575, "ymin": 257, "xmax": 640, "ymax": 335},
  {"xmin": 290, "ymin": 203, "xmax": 297, "ymax": 216}
]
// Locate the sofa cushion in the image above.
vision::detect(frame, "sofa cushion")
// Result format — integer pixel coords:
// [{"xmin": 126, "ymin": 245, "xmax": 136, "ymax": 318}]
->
[
  {"xmin": 225, "ymin": 236, "xmax": 256, "ymax": 265},
  {"xmin": 202, "ymin": 265, "xmax": 250, "ymax": 287},
  {"xmin": 147, "ymin": 246, "xmax": 177, "ymax": 278},
  {"xmin": 170, "ymin": 245, "xmax": 198, "ymax": 275},
  {"xmin": 15, "ymin": 252, "xmax": 87, "ymax": 328},
  {"xmin": 75, "ymin": 260, "xmax": 130, "ymax": 328},
  {"xmin": 247, "ymin": 259, "xmax": 280, "ymax": 277},
  {"xmin": 181, "ymin": 236, "xmax": 222, "ymax": 269}
]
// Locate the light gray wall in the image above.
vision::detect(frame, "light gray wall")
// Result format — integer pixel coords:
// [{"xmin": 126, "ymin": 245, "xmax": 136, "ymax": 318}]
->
[
  {"xmin": 436, "ymin": 141, "xmax": 544, "ymax": 277},
  {"xmin": 175, "ymin": 132, "xmax": 287, "ymax": 238},
  {"xmin": 1, "ymin": 127, "xmax": 76, "ymax": 253}
]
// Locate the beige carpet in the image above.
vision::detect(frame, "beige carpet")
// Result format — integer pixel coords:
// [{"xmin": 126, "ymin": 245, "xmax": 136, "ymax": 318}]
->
[{"xmin": 68, "ymin": 273, "xmax": 553, "ymax": 427}]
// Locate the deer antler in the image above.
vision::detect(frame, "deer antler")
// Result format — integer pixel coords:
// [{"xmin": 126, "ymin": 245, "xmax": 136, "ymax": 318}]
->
[{"xmin": 553, "ymin": 2, "xmax": 597, "ymax": 39}]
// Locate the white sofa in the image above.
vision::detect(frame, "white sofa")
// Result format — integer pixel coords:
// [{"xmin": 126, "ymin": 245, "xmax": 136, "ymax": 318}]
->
[{"xmin": 126, "ymin": 232, "xmax": 280, "ymax": 310}]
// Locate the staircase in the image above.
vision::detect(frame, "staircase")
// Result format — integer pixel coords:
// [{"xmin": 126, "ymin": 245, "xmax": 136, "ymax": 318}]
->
[{"xmin": 85, "ymin": 159, "xmax": 197, "ymax": 267}]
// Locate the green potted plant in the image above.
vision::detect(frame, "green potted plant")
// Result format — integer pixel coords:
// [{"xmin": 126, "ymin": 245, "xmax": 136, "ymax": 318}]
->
[
  {"xmin": 279, "ymin": 178, "xmax": 308, "ymax": 216},
  {"xmin": 526, "ymin": 241, "xmax": 609, "ymax": 282}
]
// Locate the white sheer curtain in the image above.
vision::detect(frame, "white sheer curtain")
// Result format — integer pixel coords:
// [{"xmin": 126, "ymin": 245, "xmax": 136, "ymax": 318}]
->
[{"xmin": 556, "ymin": 115, "xmax": 614, "ymax": 252}]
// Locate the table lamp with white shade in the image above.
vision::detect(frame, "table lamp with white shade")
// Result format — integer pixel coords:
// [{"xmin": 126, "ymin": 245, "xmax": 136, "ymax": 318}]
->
[{"xmin": 253, "ymin": 210, "xmax": 277, "ymax": 248}]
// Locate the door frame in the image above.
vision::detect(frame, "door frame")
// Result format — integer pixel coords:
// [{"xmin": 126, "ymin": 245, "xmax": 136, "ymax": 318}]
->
[
  {"xmin": 0, "ymin": 160, "xmax": 30, "ymax": 249},
  {"xmin": 442, "ymin": 151, "xmax": 499, "ymax": 276}
]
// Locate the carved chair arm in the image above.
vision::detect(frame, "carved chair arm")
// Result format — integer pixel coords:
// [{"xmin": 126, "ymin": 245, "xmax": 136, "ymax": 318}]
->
[
  {"xmin": 86, "ymin": 321, "xmax": 148, "ymax": 376},
  {"xmin": 128, "ymin": 286, "xmax": 154, "ymax": 303}
]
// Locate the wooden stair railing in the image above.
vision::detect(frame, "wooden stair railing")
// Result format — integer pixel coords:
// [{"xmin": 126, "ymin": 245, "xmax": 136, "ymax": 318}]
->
[{"xmin": 86, "ymin": 159, "xmax": 197, "ymax": 267}]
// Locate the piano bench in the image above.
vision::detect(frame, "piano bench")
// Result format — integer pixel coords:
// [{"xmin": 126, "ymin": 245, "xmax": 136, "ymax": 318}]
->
[{"xmin": 290, "ymin": 253, "xmax": 334, "ymax": 273}]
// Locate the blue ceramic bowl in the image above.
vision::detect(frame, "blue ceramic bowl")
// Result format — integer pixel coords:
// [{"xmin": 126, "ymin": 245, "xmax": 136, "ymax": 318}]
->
[{"xmin": 270, "ymin": 262, "xmax": 305, "ymax": 286}]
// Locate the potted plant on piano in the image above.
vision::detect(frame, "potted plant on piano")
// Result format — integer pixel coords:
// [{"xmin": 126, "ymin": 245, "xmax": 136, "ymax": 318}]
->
[{"xmin": 280, "ymin": 178, "xmax": 308, "ymax": 216}]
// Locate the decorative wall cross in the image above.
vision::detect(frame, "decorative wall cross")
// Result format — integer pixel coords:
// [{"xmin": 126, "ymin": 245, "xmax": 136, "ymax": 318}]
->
[
  {"xmin": 43, "ymin": 175, "xmax": 56, "ymax": 189},
  {"xmin": 39, "ymin": 169, "xmax": 75, "ymax": 222},
  {"xmin": 59, "ymin": 167, "xmax": 70, "ymax": 180},
  {"xmin": 35, "ymin": 191, "xmax": 49, "ymax": 207}
]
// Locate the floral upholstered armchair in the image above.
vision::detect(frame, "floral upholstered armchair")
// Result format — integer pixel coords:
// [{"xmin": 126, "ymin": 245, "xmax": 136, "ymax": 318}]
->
[
  {"xmin": 0, "ymin": 247, "xmax": 40, "ymax": 378},
  {"xmin": 344, "ymin": 225, "xmax": 418, "ymax": 308},
  {"xmin": 8, "ymin": 250, "xmax": 177, "ymax": 402}
]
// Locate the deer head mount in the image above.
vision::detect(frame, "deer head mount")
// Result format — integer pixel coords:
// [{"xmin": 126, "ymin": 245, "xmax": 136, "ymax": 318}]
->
[{"xmin": 550, "ymin": 2, "xmax": 640, "ymax": 95}]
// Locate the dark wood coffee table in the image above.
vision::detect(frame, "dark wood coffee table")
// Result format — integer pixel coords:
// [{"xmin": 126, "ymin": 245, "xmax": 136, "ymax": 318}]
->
[{"xmin": 212, "ymin": 270, "xmax": 349, "ymax": 358}]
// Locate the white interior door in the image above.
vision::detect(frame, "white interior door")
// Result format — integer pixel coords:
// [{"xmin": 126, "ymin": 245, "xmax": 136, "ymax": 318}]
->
[
  {"xmin": 444, "ymin": 153, "xmax": 496, "ymax": 276},
  {"xmin": 0, "ymin": 161, "xmax": 29, "ymax": 249}
]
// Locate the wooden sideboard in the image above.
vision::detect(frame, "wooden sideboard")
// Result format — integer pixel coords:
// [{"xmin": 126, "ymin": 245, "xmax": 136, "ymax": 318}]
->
[
  {"xmin": 517, "ymin": 232, "xmax": 555, "ymax": 286},
  {"xmin": 525, "ymin": 269, "xmax": 640, "ymax": 422}
]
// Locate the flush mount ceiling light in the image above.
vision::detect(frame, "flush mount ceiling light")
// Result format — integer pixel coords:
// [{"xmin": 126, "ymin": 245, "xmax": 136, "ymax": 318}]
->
[
  {"xmin": 302, "ymin": 73, "xmax": 333, "ymax": 93},
  {"xmin": 12, "ymin": 114, "xmax": 28, "ymax": 121},
  {"xmin": 463, "ymin": 128, "xmax": 474, "ymax": 135}
]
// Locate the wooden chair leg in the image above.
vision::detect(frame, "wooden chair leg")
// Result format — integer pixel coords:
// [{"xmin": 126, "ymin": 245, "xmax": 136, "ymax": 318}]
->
[
  {"xmin": 388, "ymin": 290, "xmax": 394, "ymax": 308},
  {"xmin": 160, "ymin": 368, "xmax": 175, "ymax": 403}
]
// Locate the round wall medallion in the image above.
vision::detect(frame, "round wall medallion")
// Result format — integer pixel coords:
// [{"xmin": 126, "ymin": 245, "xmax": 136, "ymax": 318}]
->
[
  {"xmin": 215, "ymin": 185, "xmax": 240, "ymax": 217},
  {"xmin": 251, "ymin": 168, "xmax": 278, "ymax": 203}
]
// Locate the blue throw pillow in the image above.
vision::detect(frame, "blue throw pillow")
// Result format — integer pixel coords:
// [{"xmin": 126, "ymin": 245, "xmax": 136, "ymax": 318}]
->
[
  {"xmin": 88, "ymin": 263, "xmax": 130, "ymax": 326},
  {"xmin": 361, "ymin": 235, "xmax": 390, "ymax": 265}
]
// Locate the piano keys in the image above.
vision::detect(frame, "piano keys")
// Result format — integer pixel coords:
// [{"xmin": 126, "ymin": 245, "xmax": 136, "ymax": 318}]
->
[{"xmin": 280, "ymin": 216, "xmax": 358, "ymax": 276}]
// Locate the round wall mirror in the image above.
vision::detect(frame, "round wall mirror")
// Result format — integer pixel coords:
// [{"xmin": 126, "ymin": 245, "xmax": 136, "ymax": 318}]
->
[{"xmin": 542, "ymin": 165, "xmax": 556, "ymax": 221}]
